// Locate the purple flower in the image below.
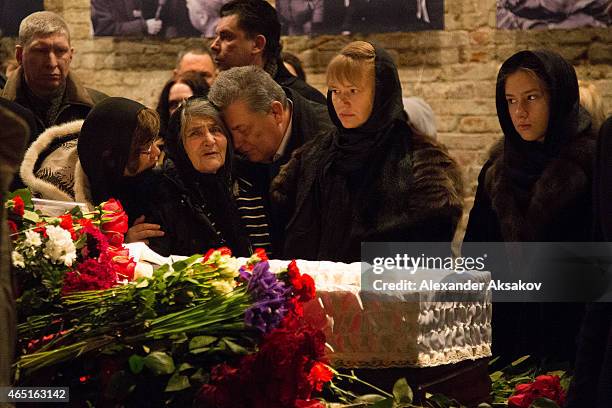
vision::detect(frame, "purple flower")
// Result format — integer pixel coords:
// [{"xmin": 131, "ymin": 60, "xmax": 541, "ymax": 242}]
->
[{"xmin": 240, "ymin": 262, "xmax": 290, "ymax": 333}]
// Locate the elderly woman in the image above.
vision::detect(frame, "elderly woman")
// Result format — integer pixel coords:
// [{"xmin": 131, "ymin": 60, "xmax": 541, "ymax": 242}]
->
[
  {"xmin": 272, "ymin": 41, "xmax": 463, "ymax": 262},
  {"xmin": 146, "ymin": 98, "xmax": 251, "ymax": 257},
  {"xmin": 464, "ymin": 50, "xmax": 598, "ymax": 364}
]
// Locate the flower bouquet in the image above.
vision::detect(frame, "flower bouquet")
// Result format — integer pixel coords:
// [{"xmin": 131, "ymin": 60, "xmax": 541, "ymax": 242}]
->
[{"xmin": 6, "ymin": 191, "xmax": 332, "ymax": 406}]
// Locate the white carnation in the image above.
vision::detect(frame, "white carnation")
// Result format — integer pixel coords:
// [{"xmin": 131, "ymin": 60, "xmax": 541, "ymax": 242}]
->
[
  {"xmin": 43, "ymin": 225, "xmax": 77, "ymax": 267},
  {"xmin": 11, "ymin": 251, "xmax": 25, "ymax": 268},
  {"xmin": 24, "ymin": 230, "xmax": 42, "ymax": 247}
]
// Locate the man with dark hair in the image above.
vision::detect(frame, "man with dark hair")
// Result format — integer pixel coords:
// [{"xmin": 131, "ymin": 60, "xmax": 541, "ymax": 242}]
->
[
  {"xmin": 1, "ymin": 11, "xmax": 107, "ymax": 137},
  {"xmin": 211, "ymin": 0, "xmax": 325, "ymax": 104}
]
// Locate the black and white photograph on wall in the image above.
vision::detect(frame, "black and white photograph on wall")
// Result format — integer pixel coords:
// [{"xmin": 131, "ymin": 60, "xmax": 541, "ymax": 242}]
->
[
  {"xmin": 497, "ymin": 0, "xmax": 612, "ymax": 29},
  {"xmin": 277, "ymin": 0, "xmax": 444, "ymax": 35},
  {"xmin": 91, "ymin": 0, "xmax": 229, "ymax": 38},
  {"xmin": 0, "ymin": 0, "xmax": 44, "ymax": 37}
]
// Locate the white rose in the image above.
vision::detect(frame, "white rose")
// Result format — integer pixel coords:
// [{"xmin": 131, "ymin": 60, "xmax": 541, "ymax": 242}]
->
[
  {"xmin": 11, "ymin": 251, "xmax": 25, "ymax": 268},
  {"xmin": 43, "ymin": 225, "xmax": 77, "ymax": 267},
  {"xmin": 24, "ymin": 230, "xmax": 42, "ymax": 247}
]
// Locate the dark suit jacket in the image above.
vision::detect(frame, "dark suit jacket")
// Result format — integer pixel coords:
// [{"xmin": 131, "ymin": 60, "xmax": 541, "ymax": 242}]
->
[{"xmin": 234, "ymin": 87, "xmax": 333, "ymax": 256}]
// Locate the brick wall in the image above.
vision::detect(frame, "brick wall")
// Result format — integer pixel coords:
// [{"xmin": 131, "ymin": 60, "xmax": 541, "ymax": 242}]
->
[{"xmin": 2, "ymin": 0, "xmax": 611, "ymax": 233}]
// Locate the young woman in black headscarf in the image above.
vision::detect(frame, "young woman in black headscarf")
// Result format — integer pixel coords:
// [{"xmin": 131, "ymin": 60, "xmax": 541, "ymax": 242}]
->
[
  {"xmin": 272, "ymin": 41, "xmax": 463, "ymax": 262},
  {"xmin": 145, "ymin": 97, "xmax": 251, "ymax": 257},
  {"xmin": 463, "ymin": 50, "xmax": 598, "ymax": 364}
]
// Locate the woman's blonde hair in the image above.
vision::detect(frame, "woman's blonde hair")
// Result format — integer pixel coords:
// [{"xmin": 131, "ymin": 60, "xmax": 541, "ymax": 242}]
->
[
  {"xmin": 579, "ymin": 81, "xmax": 606, "ymax": 132},
  {"xmin": 326, "ymin": 41, "xmax": 375, "ymax": 86}
]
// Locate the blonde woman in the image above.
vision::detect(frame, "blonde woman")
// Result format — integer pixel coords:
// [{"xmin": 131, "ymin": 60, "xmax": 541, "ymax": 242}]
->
[{"xmin": 273, "ymin": 41, "xmax": 463, "ymax": 262}]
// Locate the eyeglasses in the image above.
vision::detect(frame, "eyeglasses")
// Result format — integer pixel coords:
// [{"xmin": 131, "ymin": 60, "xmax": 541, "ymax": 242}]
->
[
  {"xmin": 139, "ymin": 145, "xmax": 154, "ymax": 156},
  {"xmin": 139, "ymin": 140, "xmax": 162, "ymax": 156}
]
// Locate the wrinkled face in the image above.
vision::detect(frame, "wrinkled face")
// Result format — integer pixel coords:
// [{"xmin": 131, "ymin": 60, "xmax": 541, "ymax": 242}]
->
[
  {"xmin": 126, "ymin": 140, "xmax": 162, "ymax": 176},
  {"xmin": 176, "ymin": 52, "xmax": 216, "ymax": 86},
  {"xmin": 168, "ymin": 82, "xmax": 193, "ymax": 116},
  {"xmin": 223, "ymin": 99, "xmax": 284, "ymax": 163},
  {"xmin": 329, "ymin": 71, "xmax": 375, "ymax": 129},
  {"xmin": 505, "ymin": 70, "xmax": 550, "ymax": 142},
  {"xmin": 211, "ymin": 14, "xmax": 257, "ymax": 71},
  {"xmin": 183, "ymin": 116, "xmax": 228, "ymax": 174},
  {"xmin": 17, "ymin": 33, "xmax": 73, "ymax": 97}
]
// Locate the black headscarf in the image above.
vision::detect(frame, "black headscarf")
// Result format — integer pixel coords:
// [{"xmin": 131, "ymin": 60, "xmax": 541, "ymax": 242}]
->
[
  {"xmin": 496, "ymin": 50, "xmax": 592, "ymax": 192},
  {"xmin": 325, "ymin": 44, "xmax": 407, "ymax": 174},
  {"xmin": 78, "ymin": 97, "xmax": 146, "ymax": 206},
  {"xmin": 164, "ymin": 98, "xmax": 250, "ymax": 255},
  {"xmin": 317, "ymin": 43, "xmax": 410, "ymax": 261}
]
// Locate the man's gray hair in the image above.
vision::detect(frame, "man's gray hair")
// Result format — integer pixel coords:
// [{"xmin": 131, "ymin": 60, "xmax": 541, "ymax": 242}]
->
[
  {"xmin": 208, "ymin": 66, "xmax": 287, "ymax": 114},
  {"xmin": 180, "ymin": 98, "xmax": 229, "ymax": 142},
  {"xmin": 18, "ymin": 11, "xmax": 71, "ymax": 47}
]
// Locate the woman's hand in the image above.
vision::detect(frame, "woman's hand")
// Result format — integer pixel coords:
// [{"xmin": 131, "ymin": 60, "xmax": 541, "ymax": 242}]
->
[{"xmin": 126, "ymin": 215, "xmax": 165, "ymax": 245}]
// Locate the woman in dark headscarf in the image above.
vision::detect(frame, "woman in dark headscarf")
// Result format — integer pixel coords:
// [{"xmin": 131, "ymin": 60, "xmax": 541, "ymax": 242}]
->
[
  {"xmin": 145, "ymin": 97, "xmax": 251, "ymax": 257},
  {"xmin": 272, "ymin": 41, "xmax": 463, "ymax": 262},
  {"xmin": 463, "ymin": 50, "xmax": 598, "ymax": 364}
]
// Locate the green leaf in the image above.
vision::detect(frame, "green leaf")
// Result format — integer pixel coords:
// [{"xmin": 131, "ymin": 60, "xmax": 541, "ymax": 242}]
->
[
  {"xmin": 190, "ymin": 368, "xmax": 209, "ymax": 383},
  {"xmin": 190, "ymin": 347, "xmax": 211, "ymax": 355},
  {"xmin": 392, "ymin": 377, "xmax": 413, "ymax": 404},
  {"xmin": 165, "ymin": 372, "xmax": 191, "ymax": 392},
  {"xmin": 490, "ymin": 371, "xmax": 503, "ymax": 382},
  {"xmin": 128, "ymin": 355, "xmax": 145, "ymax": 374},
  {"xmin": 172, "ymin": 254, "xmax": 201, "ymax": 272},
  {"xmin": 511, "ymin": 355, "xmax": 531, "ymax": 366},
  {"xmin": 354, "ymin": 394, "xmax": 387, "ymax": 403},
  {"xmin": 178, "ymin": 362, "xmax": 194, "ymax": 373},
  {"xmin": 529, "ymin": 397, "xmax": 560, "ymax": 408},
  {"xmin": 22, "ymin": 209, "xmax": 40, "ymax": 223},
  {"xmin": 223, "ymin": 338, "xmax": 248, "ymax": 355},
  {"xmin": 189, "ymin": 336, "xmax": 217, "ymax": 351},
  {"xmin": 143, "ymin": 351, "xmax": 175, "ymax": 375}
]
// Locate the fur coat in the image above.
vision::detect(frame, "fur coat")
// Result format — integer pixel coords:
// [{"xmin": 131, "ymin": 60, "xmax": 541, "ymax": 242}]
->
[
  {"xmin": 19, "ymin": 119, "xmax": 96, "ymax": 209},
  {"xmin": 271, "ymin": 130, "xmax": 464, "ymax": 262}
]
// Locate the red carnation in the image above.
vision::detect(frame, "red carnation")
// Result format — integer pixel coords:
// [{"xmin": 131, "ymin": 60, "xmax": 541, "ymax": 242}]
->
[
  {"xmin": 58, "ymin": 214, "xmax": 77, "ymax": 240},
  {"xmin": 7, "ymin": 220, "xmax": 18, "ymax": 235},
  {"xmin": 307, "ymin": 362, "xmax": 333, "ymax": 392},
  {"xmin": 298, "ymin": 274, "xmax": 316, "ymax": 302},
  {"xmin": 11, "ymin": 196, "xmax": 24, "ymax": 216},
  {"xmin": 255, "ymin": 248, "xmax": 269, "ymax": 261}
]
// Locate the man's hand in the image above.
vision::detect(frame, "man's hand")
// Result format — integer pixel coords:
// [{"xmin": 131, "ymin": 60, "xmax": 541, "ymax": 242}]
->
[
  {"xmin": 145, "ymin": 18, "xmax": 163, "ymax": 35},
  {"xmin": 126, "ymin": 215, "xmax": 164, "ymax": 245}
]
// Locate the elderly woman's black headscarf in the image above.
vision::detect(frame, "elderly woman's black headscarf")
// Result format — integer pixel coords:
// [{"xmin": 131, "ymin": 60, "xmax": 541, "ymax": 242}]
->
[
  {"xmin": 495, "ymin": 50, "xmax": 592, "ymax": 191},
  {"xmin": 78, "ymin": 97, "xmax": 147, "ymax": 206}
]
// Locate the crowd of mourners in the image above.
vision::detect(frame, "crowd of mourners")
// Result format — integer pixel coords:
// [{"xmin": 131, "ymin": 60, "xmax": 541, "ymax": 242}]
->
[{"xmin": 1, "ymin": 1, "xmax": 612, "ymax": 406}]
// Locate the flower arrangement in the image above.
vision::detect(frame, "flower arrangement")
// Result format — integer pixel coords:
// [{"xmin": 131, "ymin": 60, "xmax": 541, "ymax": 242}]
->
[
  {"xmin": 6, "ymin": 191, "xmax": 136, "ymax": 317},
  {"xmin": 7, "ymin": 192, "xmax": 331, "ymax": 406}
]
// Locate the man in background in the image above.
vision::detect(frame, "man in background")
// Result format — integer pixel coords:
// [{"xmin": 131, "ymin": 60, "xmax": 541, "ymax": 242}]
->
[
  {"xmin": 2, "ymin": 11, "xmax": 107, "ymax": 136},
  {"xmin": 211, "ymin": 0, "xmax": 325, "ymax": 104},
  {"xmin": 173, "ymin": 46, "xmax": 216, "ymax": 86}
]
